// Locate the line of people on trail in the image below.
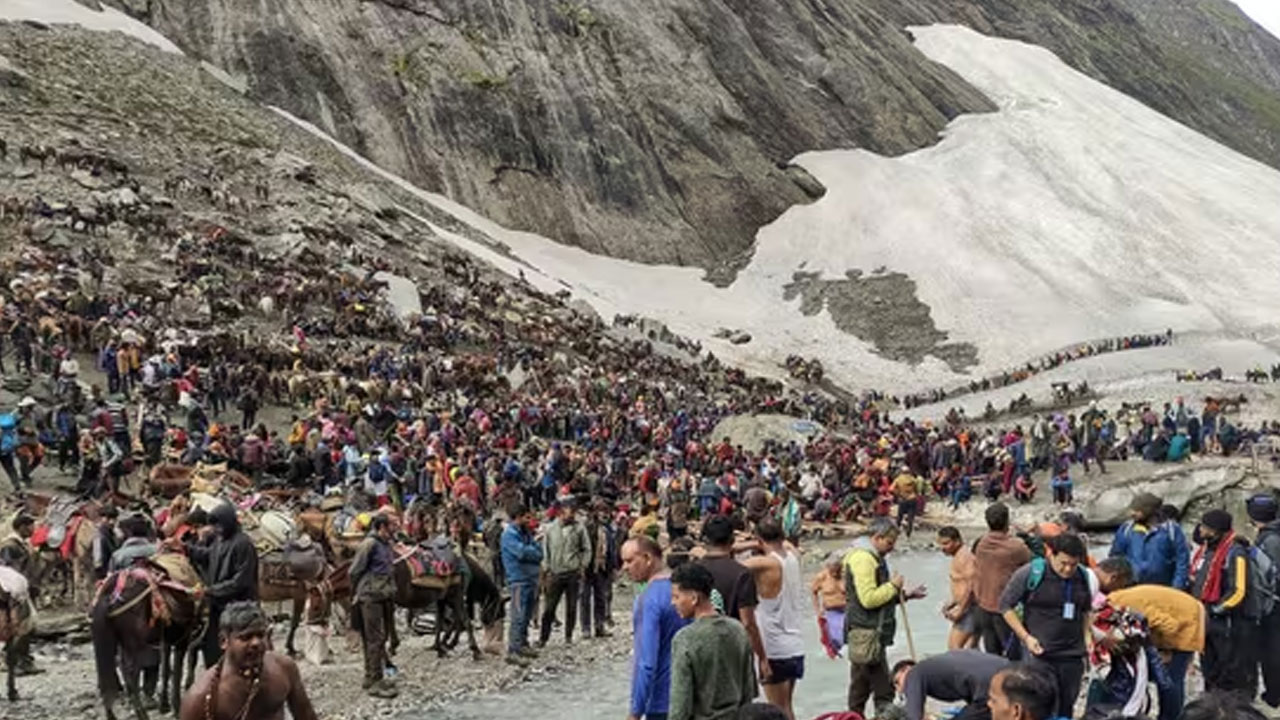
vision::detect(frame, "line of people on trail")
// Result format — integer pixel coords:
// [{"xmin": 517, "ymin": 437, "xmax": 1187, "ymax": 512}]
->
[{"xmin": 899, "ymin": 331, "xmax": 1174, "ymax": 411}]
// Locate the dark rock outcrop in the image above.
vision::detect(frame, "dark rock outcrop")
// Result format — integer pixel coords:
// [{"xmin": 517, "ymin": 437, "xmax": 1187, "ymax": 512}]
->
[{"xmin": 109, "ymin": 0, "xmax": 1280, "ymax": 274}]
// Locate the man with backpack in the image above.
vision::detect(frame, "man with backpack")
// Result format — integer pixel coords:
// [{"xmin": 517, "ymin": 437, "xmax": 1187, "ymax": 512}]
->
[
  {"xmin": 1246, "ymin": 494, "xmax": 1280, "ymax": 708},
  {"xmin": 998, "ymin": 533, "xmax": 1097, "ymax": 719},
  {"xmin": 1189, "ymin": 509, "xmax": 1258, "ymax": 697},
  {"xmin": 1109, "ymin": 493, "xmax": 1189, "ymax": 588}
]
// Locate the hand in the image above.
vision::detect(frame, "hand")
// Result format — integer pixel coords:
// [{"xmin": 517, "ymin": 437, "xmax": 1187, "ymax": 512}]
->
[
  {"xmin": 1023, "ymin": 635, "xmax": 1045, "ymax": 656},
  {"xmin": 757, "ymin": 656, "xmax": 773, "ymax": 683},
  {"xmin": 890, "ymin": 573, "xmax": 905, "ymax": 589},
  {"xmin": 906, "ymin": 585, "xmax": 927, "ymax": 600}
]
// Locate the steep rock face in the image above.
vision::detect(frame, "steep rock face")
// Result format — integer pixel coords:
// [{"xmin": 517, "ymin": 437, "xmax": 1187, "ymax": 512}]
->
[
  {"xmin": 121, "ymin": 0, "xmax": 993, "ymax": 275},
  {"xmin": 116, "ymin": 0, "xmax": 1280, "ymax": 273}
]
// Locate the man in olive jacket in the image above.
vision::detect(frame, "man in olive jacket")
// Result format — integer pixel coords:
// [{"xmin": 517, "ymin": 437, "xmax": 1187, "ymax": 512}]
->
[
  {"xmin": 540, "ymin": 498, "xmax": 591, "ymax": 646},
  {"xmin": 350, "ymin": 515, "xmax": 398, "ymax": 698}
]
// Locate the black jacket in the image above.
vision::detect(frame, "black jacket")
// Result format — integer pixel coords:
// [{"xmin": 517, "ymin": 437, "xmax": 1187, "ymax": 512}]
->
[{"xmin": 189, "ymin": 528, "xmax": 259, "ymax": 606}]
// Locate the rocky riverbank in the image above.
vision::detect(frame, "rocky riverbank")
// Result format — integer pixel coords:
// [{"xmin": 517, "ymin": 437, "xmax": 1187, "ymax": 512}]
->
[{"xmin": 7, "ymin": 582, "xmax": 637, "ymax": 720}]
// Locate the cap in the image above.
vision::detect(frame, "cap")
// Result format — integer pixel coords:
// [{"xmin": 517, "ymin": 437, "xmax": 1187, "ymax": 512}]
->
[
  {"xmin": 1200, "ymin": 509, "xmax": 1233, "ymax": 533},
  {"xmin": 1247, "ymin": 494, "xmax": 1278, "ymax": 524},
  {"xmin": 17, "ymin": 396, "xmax": 36, "ymax": 408}
]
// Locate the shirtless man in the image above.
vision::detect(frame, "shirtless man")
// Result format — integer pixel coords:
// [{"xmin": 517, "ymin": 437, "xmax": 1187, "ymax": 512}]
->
[
  {"xmin": 740, "ymin": 519, "xmax": 805, "ymax": 720},
  {"xmin": 180, "ymin": 602, "xmax": 317, "ymax": 720}
]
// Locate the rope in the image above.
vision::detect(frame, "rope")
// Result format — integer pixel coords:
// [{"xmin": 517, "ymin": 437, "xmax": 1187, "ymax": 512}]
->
[{"xmin": 106, "ymin": 585, "xmax": 153, "ymax": 619}]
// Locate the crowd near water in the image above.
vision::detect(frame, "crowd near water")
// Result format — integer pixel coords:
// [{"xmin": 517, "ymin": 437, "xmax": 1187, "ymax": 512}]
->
[{"xmin": 0, "ymin": 241, "xmax": 1278, "ymax": 720}]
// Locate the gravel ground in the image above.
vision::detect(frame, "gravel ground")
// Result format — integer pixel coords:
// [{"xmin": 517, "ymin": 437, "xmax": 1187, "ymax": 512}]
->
[{"xmin": 6, "ymin": 588, "xmax": 636, "ymax": 720}]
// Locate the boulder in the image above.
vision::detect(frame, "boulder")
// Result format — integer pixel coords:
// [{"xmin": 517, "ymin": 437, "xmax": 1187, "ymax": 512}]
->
[
  {"xmin": 372, "ymin": 271, "xmax": 422, "ymax": 320},
  {"xmin": 70, "ymin": 169, "xmax": 103, "ymax": 190},
  {"xmin": 710, "ymin": 413, "xmax": 826, "ymax": 452}
]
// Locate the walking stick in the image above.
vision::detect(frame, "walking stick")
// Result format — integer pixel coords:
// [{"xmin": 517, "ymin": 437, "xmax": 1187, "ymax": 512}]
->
[{"xmin": 899, "ymin": 589, "xmax": 917, "ymax": 661}]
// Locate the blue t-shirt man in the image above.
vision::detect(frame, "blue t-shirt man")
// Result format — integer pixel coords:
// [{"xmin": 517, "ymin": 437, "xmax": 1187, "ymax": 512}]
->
[{"xmin": 631, "ymin": 577, "xmax": 690, "ymax": 719}]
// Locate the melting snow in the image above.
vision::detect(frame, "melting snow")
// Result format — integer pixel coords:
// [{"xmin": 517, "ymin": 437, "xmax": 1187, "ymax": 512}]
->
[
  {"xmin": 0, "ymin": 0, "xmax": 184, "ymax": 54},
  {"xmin": 275, "ymin": 29, "xmax": 1280, "ymax": 395}
]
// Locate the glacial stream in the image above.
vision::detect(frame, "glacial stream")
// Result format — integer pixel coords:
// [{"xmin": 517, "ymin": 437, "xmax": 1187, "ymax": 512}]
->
[{"xmin": 432, "ymin": 550, "xmax": 954, "ymax": 719}]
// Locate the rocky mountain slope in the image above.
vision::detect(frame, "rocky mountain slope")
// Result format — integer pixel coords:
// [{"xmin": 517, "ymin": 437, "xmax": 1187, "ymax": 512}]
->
[{"xmin": 104, "ymin": 0, "xmax": 1280, "ymax": 278}]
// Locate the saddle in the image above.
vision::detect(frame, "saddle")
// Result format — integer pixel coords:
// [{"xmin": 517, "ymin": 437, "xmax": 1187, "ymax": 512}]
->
[
  {"xmin": 98, "ymin": 559, "xmax": 198, "ymax": 627},
  {"xmin": 395, "ymin": 537, "xmax": 461, "ymax": 589},
  {"xmin": 34, "ymin": 495, "xmax": 89, "ymax": 557},
  {"xmin": 259, "ymin": 542, "xmax": 326, "ymax": 587}
]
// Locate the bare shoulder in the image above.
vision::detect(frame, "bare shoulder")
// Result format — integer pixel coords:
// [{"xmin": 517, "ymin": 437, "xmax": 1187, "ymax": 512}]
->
[
  {"xmin": 266, "ymin": 651, "xmax": 301, "ymax": 682},
  {"xmin": 179, "ymin": 666, "xmax": 215, "ymax": 720}
]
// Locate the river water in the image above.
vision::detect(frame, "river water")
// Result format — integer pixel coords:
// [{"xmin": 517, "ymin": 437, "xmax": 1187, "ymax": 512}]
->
[{"xmin": 434, "ymin": 549, "xmax": 954, "ymax": 720}]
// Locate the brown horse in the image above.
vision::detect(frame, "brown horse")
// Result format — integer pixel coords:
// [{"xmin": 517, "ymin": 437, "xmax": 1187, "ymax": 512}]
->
[
  {"xmin": 90, "ymin": 564, "xmax": 205, "ymax": 720},
  {"xmin": 257, "ymin": 547, "xmax": 350, "ymax": 656}
]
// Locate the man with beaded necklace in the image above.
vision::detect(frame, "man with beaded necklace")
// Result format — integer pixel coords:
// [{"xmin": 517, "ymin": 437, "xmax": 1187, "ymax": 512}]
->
[{"xmin": 180, "ymin": 603, "xmax": 317, "ymax": 720}]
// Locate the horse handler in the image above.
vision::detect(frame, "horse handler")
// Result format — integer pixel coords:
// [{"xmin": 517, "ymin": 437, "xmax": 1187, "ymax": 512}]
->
[{"xmin": 349, "ymin": 515, "xmax": 398, "ymax": 699}]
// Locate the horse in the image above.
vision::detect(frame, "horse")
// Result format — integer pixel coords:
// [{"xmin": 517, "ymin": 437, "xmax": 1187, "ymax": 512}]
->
[
  {"xmin": 257, "ymin": 546, "xmax": 349, "ymax": 656},
  {"xmin": 31, "ymin": 495, "xmax": 102, "ymax": 610},
  {"xmin": 441, "ymin": 553, "xmax": 505, "ymax": 653},
  {"xmin": 387, "ymin": 545, "xmax": 481, "ymax": 661},
  {"xmin": 90, "ymin": 559, "xmax": 205, "ymax": 720},
  {"xmin": 0, "ymin": 568, "xmax": 35, "ymax": 702}
]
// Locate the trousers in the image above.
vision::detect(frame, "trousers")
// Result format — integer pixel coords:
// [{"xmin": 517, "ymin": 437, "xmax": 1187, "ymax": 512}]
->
[
  {"xmin": 977, "ymin": 608, "xmax": 1021, "ymax": 661},
  {"xmin": 540, "ymin": 572, "xmax": 580, "ymax": 644},
  {"xmin": 579, "ymin": 570, "xmax": 610, "ymax": 635},
  {"xmin": 1202, "ymin": 614, "xmax": 1258, "ymax": 698},
  {"xmin": 359, "ymin": 600, "xmax": 391, "ymax": 686},
  {"xmin": 1260, "ymin": 610, "xmax": 1280, "ymax": 708},
  {"xmin": 848, "ymin": 652, "xmax": 892, "ymax": 717},
  {"xmin": 1157, "ymin": 650, "xmax": 1193, "ymax": 720},
  {"xmin": 1028, "ymin": 655, "xmax": 1084, "ymax": 719}
]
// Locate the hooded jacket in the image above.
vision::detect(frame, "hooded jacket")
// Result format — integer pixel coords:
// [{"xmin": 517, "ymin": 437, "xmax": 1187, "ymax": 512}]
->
[{"xmin": 188, "ymin": 503, "xmax": 258, "ymax": 605}]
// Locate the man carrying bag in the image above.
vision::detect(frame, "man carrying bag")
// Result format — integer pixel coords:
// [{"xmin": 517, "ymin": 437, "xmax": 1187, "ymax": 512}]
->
[{"xmin": 843, "ymin": 519, "xmax": 926, "ymax": 718}]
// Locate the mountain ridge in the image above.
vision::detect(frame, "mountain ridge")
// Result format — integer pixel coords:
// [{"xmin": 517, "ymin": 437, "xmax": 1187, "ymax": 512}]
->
[{"xmin": 97, "ymin": 0, "xmax": 1280, "ymax": 276}]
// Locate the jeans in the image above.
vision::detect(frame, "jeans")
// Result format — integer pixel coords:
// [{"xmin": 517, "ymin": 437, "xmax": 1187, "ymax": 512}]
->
[
  {"xmin": 508, "ymin": 582, "xmax": 536, "ymax": 653},
  {"xmin": 896, "ymin": 499, "xmax": 918, "ymax": 537},
  {"xmin": 1158, "ymin": 650, "xmax": 1193, "ymax": 720},
  {"xmin": 540, "ymin": 572, "xmax": 581, "ymax": 644}
]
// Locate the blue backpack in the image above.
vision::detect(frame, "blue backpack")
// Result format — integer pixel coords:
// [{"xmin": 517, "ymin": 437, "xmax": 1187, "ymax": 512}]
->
[{"xmin": 0, "ymin": 414, "xmax": 17, "ymax": 455}]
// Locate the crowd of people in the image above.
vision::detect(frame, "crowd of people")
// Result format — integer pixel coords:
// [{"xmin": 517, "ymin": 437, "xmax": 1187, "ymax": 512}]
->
[
  {"xmin": 0, "ymin": 207, "xmax": 1278, "ymax": 720},
  {"xmin": 610, "ymin": 489, "xmax": 1280, "ymax": 720}
]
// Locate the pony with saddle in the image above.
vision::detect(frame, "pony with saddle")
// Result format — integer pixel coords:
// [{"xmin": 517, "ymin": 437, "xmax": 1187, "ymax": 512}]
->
[{"xmin": 90, "ymin": 551, "xmax": 205, "ymax": 720}]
